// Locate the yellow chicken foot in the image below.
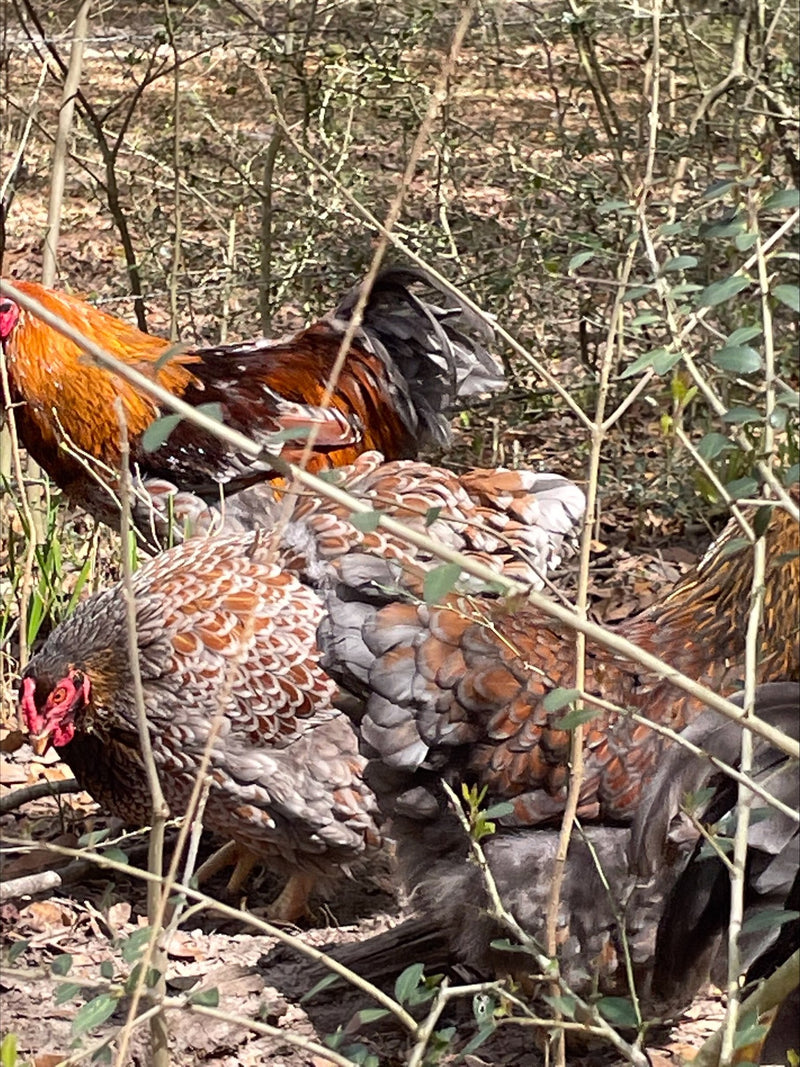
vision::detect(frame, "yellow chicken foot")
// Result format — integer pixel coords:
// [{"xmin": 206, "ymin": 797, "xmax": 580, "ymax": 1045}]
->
[
  {"xmin": 265, "ymin": 872, "xmax": 317, "ymax": 924},
  {"xmin": 194, "ymin": 840, "xmax": 260, "ymax": 896}
]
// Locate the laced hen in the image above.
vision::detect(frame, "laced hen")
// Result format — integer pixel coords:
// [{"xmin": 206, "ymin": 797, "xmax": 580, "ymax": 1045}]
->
[
  {"xmin": 0, "ymin": 269, "xmax": 502, "ymax": 525},
  {"xmin": 321, "ymin": 682, "xmax": 799, "ymax": 1058},
  {"xmin": 20, "ymin": 455, "xmax": 584, "ymax": 920},
  {"xmin": 314, "ymin": 500, "xmax": 798, "ymax": 1047},
  {"xmin": 318, "ymin": 500, "xmax": 798, "ymax": 832}
]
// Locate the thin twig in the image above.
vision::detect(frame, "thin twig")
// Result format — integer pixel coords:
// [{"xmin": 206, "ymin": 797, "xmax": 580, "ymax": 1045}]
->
[
  {"xmin": 0, "ymin": 777, "xmax": 81, "ymax": 814},
  {"xmin": 113, "ymin": 402, "xmax": 171, "ymax": 1067}
]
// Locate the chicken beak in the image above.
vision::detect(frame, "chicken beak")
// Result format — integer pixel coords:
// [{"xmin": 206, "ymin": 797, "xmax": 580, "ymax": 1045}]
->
[{"xmin": 29, "ymin": 732, "xmax": 52, "ymax": 757}]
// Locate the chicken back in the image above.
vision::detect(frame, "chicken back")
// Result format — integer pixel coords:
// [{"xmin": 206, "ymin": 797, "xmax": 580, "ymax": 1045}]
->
[{"xmin": 0, "ymin": 269, "xmax": 502, "ymax": 522}]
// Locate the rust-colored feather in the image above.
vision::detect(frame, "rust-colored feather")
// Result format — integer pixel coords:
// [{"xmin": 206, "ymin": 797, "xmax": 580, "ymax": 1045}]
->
[{"xmin": 2, "ymin": 270, "xmax": 502, "ymax": 523}]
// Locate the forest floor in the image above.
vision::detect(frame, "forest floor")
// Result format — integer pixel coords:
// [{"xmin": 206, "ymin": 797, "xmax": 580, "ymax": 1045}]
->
[{"xmin": 2, "ymin": 3, "xmax": 794, "ymax": 1063}]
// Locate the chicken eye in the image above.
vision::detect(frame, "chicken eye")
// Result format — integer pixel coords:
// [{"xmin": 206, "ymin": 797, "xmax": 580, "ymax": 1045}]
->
[{"xmin": 52, "ymin": 685, "xmax": 69, "ymax": 705}]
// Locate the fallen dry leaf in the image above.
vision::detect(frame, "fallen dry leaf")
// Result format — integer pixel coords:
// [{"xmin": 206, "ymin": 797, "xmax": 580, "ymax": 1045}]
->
[
  {"xmin": 1, "ymin": 729, "xmax": 26, "ymax": 754},
  {"xmin": 18, "ymin": 900, "xmax": 75, "ymax": 932},
  {"xmin": 34, "ymin": 1055, "xmax": 66, "ymax": 1067}
]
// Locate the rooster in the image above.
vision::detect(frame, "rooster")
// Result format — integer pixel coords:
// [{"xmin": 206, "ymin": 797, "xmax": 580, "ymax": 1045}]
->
[
  {"xmin": 19, "ymin": 456, "xmax": 583, "ymax": 920},
  {"xmin": 0, "ymin": 270, "xmax": 502, "ymax": 525}
]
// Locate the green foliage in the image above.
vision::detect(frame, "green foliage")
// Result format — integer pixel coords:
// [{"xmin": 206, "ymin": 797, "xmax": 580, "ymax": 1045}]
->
[
  {"xmin": 141, "ymin": 401, "xmax": 224, "ymax": 453},
  {"xmin": 0, "ymin": 1034, "xmax": 19, "ymax": 1067},
  {"xmin": 423, "ymin": 562, "xmax": 463, "ymax": 604},
  {"xmin": 70, "ymin": 992, "xmax": 121, "ymax": 1037},
  {"xmin": 460, "ymin": 783, "xmax": 514, "ymax": 841}
]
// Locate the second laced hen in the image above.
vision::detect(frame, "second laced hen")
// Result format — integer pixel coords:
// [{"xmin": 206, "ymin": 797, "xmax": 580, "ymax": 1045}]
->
[
  {"xmin": 313, "ymin": 499, "xmax": 799, "ymax": 1046},
  {"xmin": 321, "ymin": 682, "xmax": 799, "ymax": 1055},
  {"xmin": 20, "ymin": 455, "xmax": 585, "ymax": 920},
  {"xmin": 319, "ymin": 500, "xmax": 798, "ymax": 833}
]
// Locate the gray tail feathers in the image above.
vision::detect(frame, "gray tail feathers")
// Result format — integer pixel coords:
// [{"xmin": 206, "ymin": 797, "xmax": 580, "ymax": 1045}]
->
[{"xmin": 331, "ymin": 267, "xmax": 505, "ymax": 447}]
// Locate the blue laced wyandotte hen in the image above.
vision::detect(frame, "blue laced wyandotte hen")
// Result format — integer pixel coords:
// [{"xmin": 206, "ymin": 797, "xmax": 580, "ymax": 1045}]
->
[{"xmin": 19, "ymin": 452, "xmax": 585, "ymax": 922}]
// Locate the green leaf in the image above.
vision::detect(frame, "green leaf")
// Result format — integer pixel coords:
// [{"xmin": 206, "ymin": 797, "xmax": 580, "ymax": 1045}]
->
[
  {"xmin": 554, "ymin": 705, "xmax": 599, "ymax": 730},
  {"xmin": 735, "ymin": 232, "xmax": 758, "ymax": 252},
  {"xmin": 423, "ymin": 562, "xmax": 462, "ymax": 604},
  {"xmin": 122, "ymin": 926, "xmax": 153, "ymax": 964},
  {"xmin": 473, "ymin": 991, "xmax": 496, "ymax": 1025},
  {"xmin": 596, "ymin": 995, "xmax": 639, "ymax": 1027},
  {"xmin": 187, "ymin": 986, "xmax": 220, "ymax": 1007},
  {"xmin": 267, "ymin": 425, "xmax": 314, "ymax": 444},
  {"xmin": 55, "ymin": 981, "xmax": 84, "ymax": 1006},
  {"xmin": 460, "ymin": 1023, "xmax": 497, "ymax": 1056},
  {"xmin": 661, "ymin": 255, "xmax": 698, "ymax": 273},
  {"xmin": 726, "ymin": 475, "xmax": 760, "ymax": 499},
  {"xmin": 696, "ymin": 275, "xmax": 750, "ymax": 307},
  {"xmin": 697, "ymin": 432, "xmax": 734, "ymax": 461},
  {"xmin": 770, "ymin": 408, "xmax": 788, "ymax": 431},
  {"xmin": 597, "ymin": 199, "xmax": 631, "ymax": 215},
  {"xmin": 772, "ymin": 284, "xmax": 800, "ymax": 312},
  {"xmin": 763, "ymin": 188, "xmax": 800, "ymax": 211},
  {"xmin": 543, "ymin": 687, "xmax": 581, "ymax": 712},
  {"xmin": 620, "ymin": 347, "xmax": 680, "ymax": 379},
  {"xmin": 8, "ymin": 939, "xmax": 29, "ymax": 963},
  {"xmin": 702, "ymin": 179, "xmax": 736, "ymax": 200},
  {"xmin": 542, "ymin": 993, "xmax": 578, "ymax": 1018},
  {"xmin": 620, "ymin": 350, "xmax": 658, "ymax": 379},
  {"xmin": 91, "ymin": 1044, "xmax": 113, "ymax": 1065},
  {"xmin": 784, "ymin": 463, "xmax": 799, "ymax": 487},
  {"xmin": 51, "ymin": 953, "xmax": 73, "ymax": 976},
  {"xmin": 102, "ymin": 847, "xmax": 129, "ymax": 866},
  {"xmin": 630, "ymin": 312, "xmax": 661, "ymax": 327},
  {"xmin": 348, "ymin": 510, "xmax": 381, "ymax": 533},
  {"xmin": 742, "ymin": 908, "xmax": 800, "ymax": 934},
  {"xmin": 355, "ymin": 1008, "xmax": 390, "ymax": 1024},
  {"xmin": 657, "ymin": 222, "xmax": 685, "ymax": 236},
  {"xmin": 668, "ymin": 282, "xmax": 703, "ymax": 297},
  {"xmin": 482, "ymin": 801, "xmax": 515, "ymax": 820},
  {"xmin": 727, "ymin": 325, "xmax": 762, "ymax": 345},
  {"xmin": 141, "ymin": 402, "xmax": 224, "ymax": 453},
  {"xmin": 622, "ymin": 285, "xmax": 653, "ymax": 302},
  {"xmin": 195, "ymin": 401, "xmax": 224, "ymax": 423},
  {"xmin": 489, "ymin": 938, "xmax": 537, "ymax": 956},
  {"xmin": 99, "ymin": 959, "xmax": 114, "ymax": 980},
  {"xmin": 141, "ymin": 413, "xmax": 182, "ymax": 453},
  {"xmin": 717, "ymin": 536, "xmax": 751, "ymax": 559},
  {"xmin": 0, "ymin": 1034, "xmax": 16, "ymax": 1067},
  {"xmin": 395, "ymin": 963, "xmax": 425, "ymax": 1004},
  {"xmin": 153, "ymin": 340, "xmax": 191, "ymax": 370},
  {"xmin": 711, "ymin": 345, "xmax": 762, "ymax": 374},
  {"xmin": 723, "ymin": 407, "xmax": 762, "ymax": 425},
  {"xmin": 299, "ymin": 972, "xmax": 338, "ymax": 1002},
  {"xmin": 652, "ymin": 349, "xmax": 682, "ymax": 374},
  {"xmin": 71, "ymin": 992, "xmax": 120, "ymax": 1037},
  {"xmin": 424, "ymin": 505, "xmax": 442, "ymax": 527},
  {"xmin": 702, "ymin": 215, "xmax": 746, "ymax": 238},
  {"xmin": 733, "ymin": 1022, "xmax": 768, "ymax": 1051},
  {"xmin": 568, "ymin": 250, "xmax": 595, "ymax": 271}
]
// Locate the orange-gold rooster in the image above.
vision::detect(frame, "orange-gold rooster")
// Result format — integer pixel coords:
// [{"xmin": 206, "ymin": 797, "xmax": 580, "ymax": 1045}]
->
[{"xmin": 0, "ymin": 270, "xmax": 502, "ymax": 525}]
